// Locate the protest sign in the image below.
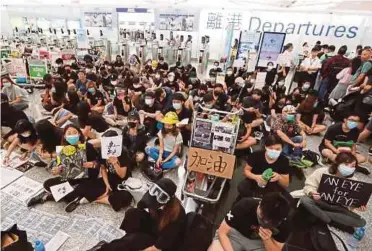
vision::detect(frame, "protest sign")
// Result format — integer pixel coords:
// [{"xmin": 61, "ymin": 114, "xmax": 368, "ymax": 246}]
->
[
  {"xmin": 56, "ymin": 144, "xmax": 87, "ymax": 180},
  {"xmin": 187, "ymin": 147, "xmax": 235, "ymax": 179},
  {"xmin": 50, "ymin": 182, "xmax": 74, "ymax": 202},
  {"xmin": 101, "ymin": 136, "xmax": 122, "ymax": 159},
  {"xmin": 28, "ymin": 59, "xmax": 47, "ymax": 79},
  {"xmin": 5, "ymin": 58, "xmax": 27, "ymax": 77},
  {"xmin": 61, "ymin": 49, "xmax": 75, "ymax": 61},
  {"xmin": 318, "ymin": 174, "xmax": 372, "ymax": 208}
]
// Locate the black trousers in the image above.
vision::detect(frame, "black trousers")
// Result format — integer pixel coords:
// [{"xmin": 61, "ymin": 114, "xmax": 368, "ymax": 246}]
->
[
  {"xmin": 99, "ymin": 208, "xmax": 156, "ymax": 251},
  {"xmin": 44, "ymin": 177, "xmax": 89, "ymax": 203}
]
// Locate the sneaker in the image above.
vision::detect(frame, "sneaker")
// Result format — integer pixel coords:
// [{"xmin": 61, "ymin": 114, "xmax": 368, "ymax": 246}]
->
[
  {"xmin": 86, "ymin": 241, "xmax": 107, "ymax": 251},
  {"xmin": 65, "ymin": 197, "xmax": 81, "ymax": 213},
  {"xmin": 27, "ymin": 191, "xmax": 49, "ymax": 207},
  {"xmin": 356, "ymin": 165, "xmax": 370, "ymax": 176}
]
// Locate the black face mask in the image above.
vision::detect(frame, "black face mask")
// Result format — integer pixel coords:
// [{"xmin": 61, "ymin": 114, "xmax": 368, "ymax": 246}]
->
[
  {"xmin": 257, "ymin": 214, "xmax": 276, "ymax": 229},
  {"xmin": 128, "ymin": 122, "xmax": 136, "ymax": 128}
]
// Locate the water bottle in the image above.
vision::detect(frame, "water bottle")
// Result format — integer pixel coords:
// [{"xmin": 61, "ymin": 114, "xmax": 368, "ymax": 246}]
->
[
  {"xmin": 34, "ymin": 239, "xmax": 45, "ymax": 251},
  {"xmin": 347, "ymin": 227, "xmax": 365, "ymax": 250}
]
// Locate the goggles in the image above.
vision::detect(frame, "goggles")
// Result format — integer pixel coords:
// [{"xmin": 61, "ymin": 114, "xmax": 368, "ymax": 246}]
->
[{"xmin": 149, "ymin": 183, "xmax": 171, "ymax": 204}]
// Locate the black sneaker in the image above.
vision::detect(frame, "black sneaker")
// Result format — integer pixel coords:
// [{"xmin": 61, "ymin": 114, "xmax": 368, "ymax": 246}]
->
[
  {"xmin": 86, "ymin": 241, "xmax": 107, "ymax": 251},
  {"xmin": 356, "ymin": 165, "xmax": 370, "ymax": 175},
  {"xmin": 27, "ymin": 191, "xmax": 48, "ymax": 207},
  {"xmin": 65, "ymin": 197, "xmax": 80, "ymax": 213}
]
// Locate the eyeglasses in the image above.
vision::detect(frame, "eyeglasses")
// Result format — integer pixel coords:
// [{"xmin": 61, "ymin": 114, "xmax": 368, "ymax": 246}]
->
[{"xmin": 149, "ymin": 183, "xmax": 171, "ymax": 204}]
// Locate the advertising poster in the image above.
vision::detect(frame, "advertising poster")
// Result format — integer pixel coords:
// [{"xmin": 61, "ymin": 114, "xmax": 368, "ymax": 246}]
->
[
  {"xmin": 237, "ymin": 31, "xmax": 261, "ymax": 59},
  {"xmin": 155, "ymin": 9, "xmax": 199, "ymax": 31},
  {"xmin": 256, "ymin": 32, "xmax": 286, "ymax": 67},
  {"xmin": 84, "ymin": 12, "xmax": 113, "ymax": 27},
  {"xmin": 28, "ymin": 60, "xmax": 47, "ymax": 79}
]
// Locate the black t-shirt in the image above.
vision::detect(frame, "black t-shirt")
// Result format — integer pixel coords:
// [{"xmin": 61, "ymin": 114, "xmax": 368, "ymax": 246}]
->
[
  {"xmin": 272, "ymin": 101, "xmax": 285, "ymax": 114},
  {"xmin": 162, "ymin": 81, "xmax": 179, "ymax": 93},
  {"xmin": 246, "ymin": 151, "xmax": 289, "ymax": 175},
  {"xmin": 86, "ymin": 73, "xmax": 98, "ymax": 82},
  {"xmin": 129, "ymin": 84, "xmax": 146, "ymax": 94},
  {"xmin": 320, "ymin": 122, "xmax": 359, "ymax": 148},
  {"xmin": 1, "ymin": 106, "xmax": 28, "ymax": 129},
  {"xmin": 157, "ymin": 62, "xmax": 169, "ymax": 71},
  {"xmin": 138, "ymin": 101, "xmax": 162, "ymax": 115},
  {"xmin": 265, "ymin": 70, "xmax": 276, "ymax": 85},
  {"xmin": 85, "ymin": 112, "xmax": 109, "ymax": 132},
  {"xmin": 164, "ymin": 107, "xmax": 192, "ymax": 122},
  {"xmin": 114, "ymin": 61, "xmax": 124, "ymax": 68},
  {"xmin": 87, "ymin": 90, "xmax": 105, "ymax": 106},
  {"xmin": 297, "ymin": 102, "xmax": 324, "ymax": 126},
  {"xmin": 101, "ymin": 151, "xmax": 131, "ymax": 186},
  {"xmin": 215, "ymin": 93, "xmax": 229, "ymax": 111},
  {"xmin": 113, "ymin": 98, "xmax": 132, "ymax": 116},
  {"xmin": 225, "ymin": 198, "xmax": 290, "ymax": 242}
]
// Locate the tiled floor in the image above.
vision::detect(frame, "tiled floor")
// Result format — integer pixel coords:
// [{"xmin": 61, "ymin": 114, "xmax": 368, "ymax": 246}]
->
[{"xmin": 1, "ymin": 89, "xmax": 371, "ymax": 251}]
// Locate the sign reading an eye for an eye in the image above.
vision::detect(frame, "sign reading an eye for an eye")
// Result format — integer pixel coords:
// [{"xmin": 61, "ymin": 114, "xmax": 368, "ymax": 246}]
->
[{"xmin": 317, "ymin": 174, "xmax": 372, "ymax": 208}]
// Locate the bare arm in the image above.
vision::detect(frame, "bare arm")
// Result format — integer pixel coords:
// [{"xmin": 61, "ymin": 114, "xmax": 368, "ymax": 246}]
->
[
  {"xmin": 217, "ymin": 220, "xmax": 234, "ymax": 251},
  {"xmin": 324, "ymin": 139, "xmax": 338, "ymax": 154},
  {"xmin": 276, "ymin": 130, "xmax": 295, "ymax": 146}
]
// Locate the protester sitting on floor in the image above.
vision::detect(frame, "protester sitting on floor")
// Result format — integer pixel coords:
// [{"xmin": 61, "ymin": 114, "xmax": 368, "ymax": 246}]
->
[
  {"xmin": 1, "ymin": 93, "xmax": 28, "ymax": 134},
  {"xmin": 27, "ymin": 124, "xmax": 100, "ymax": 209},
  {"xmin": 88, "ymin": 178, "xmax": 186, "ymax": 251},
  {"xmin": 51, "ymin": 106, "xmax": 74, "ymax": 128},
  {"xmin": 272, "ymin": 105, "xmax": 306, "ymax": 160},
  {"xmin": 64, "ymin": 130, "xmax": 133, "ymax": 213},
  {"xmin": 77, "ymin": 101, "xmax": 109, "ymax": 141},
  {"xmin": 34, "ymin": 119, "xmax": 63, "ymax": 163},
  {"xmin": 297, "ymin": 91, "xmax": 327, "ymax": 135},
  {"xmin": 238, "ymin": 134, "xmax": 290, "ymax": 200},
  {"xmin": 301, "ymin": 152, "xmax": 367, "ymax": 231},
  {"xmin": 122, "ymin": 111, "xmax": 149, "ymax": 168},
  {"xmin": 1, "ymin": 75, "xmax": 29, "ymax": 111},
  {"xmin": 86, "ymin": 81, "xmax": 105, "ymax": 113},
  {"xmin": 319, "ymin": 112, "xmax": 367, "ymax": 165},
  {"xmin": 3, "ymin": 119, "xmax": 38, "ymax": 163},
  {"xmin": 158, "ymin": 92, "xmax": 192, "ymax": 146},
  {"xmin": 213, "ymin": 83, "xmax": 229, "ymax": 112},
  {"xmin": 137, "ymin": 91, "xmax": 162, "ymax": 136},
  {"xmin": 208, "ymin": 192, "xmax": 291, "ymax": 251},
  {"xmin": 358, "ymin": 118, "xmax": 372, "ymax": 142},
  {"xmin": 146, "ymin": 112, "xmax": 183, "ymax": 170},
  {"xmin": 104, "ymin": 93, "xmax": 134, "ymax": 127},
  {"xmin": 268, "ymin": 95, "xmax": 287, "ymax": 126}
]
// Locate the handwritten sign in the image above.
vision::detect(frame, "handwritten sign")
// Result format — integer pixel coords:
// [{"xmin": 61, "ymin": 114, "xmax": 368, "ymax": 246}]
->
[
  {"xmin": 5, "ymin": 58, "xmax": 27, "ymax": 77},
  {"xmin": 187, "ymin": 147, "xmax": 235, "ymax": 179},
  {"xmin": 101, "ymin": 136, "xmax": 122, "ymax": 159},
  {"xmin": 50, "ymin": 182, "xmax": 74, "ymax": 202},
  {"xmin": 318, "ymin": 174, "xmax": 372, "ymax": 208}
]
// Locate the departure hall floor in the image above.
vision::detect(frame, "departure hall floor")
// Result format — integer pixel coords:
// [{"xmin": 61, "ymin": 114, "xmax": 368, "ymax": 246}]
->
[{"xmin": 1, "ymin": 89, "xmax": 372, "ymax": 251}]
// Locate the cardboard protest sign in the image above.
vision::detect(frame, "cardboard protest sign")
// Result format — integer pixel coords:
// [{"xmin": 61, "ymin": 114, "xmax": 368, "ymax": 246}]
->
[
  {"xmin": 187, "ymin": 147, "xmax": 235, "ymax": 179},
  {"xmin": 318, "ymin": 174, "xmax": 372, "ymax": 208},
  {"xmin": 216, "ymin": 73, "xmax": 225, "ymax": 84},
  {"xmin": 101, "ymin": 136, "xmax": 122, "ymax": 159},
  {"xmin": 5, "ymin": 58, "xmax": 27, "ymax": 77}
]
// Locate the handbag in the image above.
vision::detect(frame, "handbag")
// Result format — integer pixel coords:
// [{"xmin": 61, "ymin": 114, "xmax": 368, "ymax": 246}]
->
[{"xmin": 117, "ymin": 177, "xmax": 148, "ymax": 203}]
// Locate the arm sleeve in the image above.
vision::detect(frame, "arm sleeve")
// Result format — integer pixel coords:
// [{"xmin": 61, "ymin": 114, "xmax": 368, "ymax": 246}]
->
[
  {"xmin": 303, "ymin": 168, "xmax": 324, "ymax": 195},
  {"xmin": 361, "ymin": 62, "xmax": 372, "ymax": 74},
  {"xmin": 175, "ymin": 133, "xmax": 183, "ymax": 145}
]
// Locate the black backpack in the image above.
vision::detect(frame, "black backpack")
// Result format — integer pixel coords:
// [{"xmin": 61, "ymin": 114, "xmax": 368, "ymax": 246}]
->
[
  {"xmin": 177, "ymin": 212, "xmax": 214, "ymax": 251},
  {"xmin": 283, "ymin": 206, "xmax": 348, "ymax": 251},
  {"xmin": 302, "ymin": 150, "xmax": 321, "ymax": 167}
]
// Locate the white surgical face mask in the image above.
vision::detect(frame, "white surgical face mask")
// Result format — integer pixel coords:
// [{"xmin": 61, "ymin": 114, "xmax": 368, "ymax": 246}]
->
[
  {"xmin": 145, "ymin": 98, "xmax": 154, "ymax": 106},
  {"xmin": 227, "ymin": 71, "xmax": 233, "ymax": 76},
  {"xmin": 168, "ymin": 76, "xmax": 174, "ymax": 82},
  {"xmin": 21, "ymin": 131, "xmax": 31, "ymax": 137}
]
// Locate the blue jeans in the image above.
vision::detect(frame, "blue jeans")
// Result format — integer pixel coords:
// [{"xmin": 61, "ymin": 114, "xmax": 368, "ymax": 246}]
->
[
  {"xmin": 283, "ymin": 136, "xmax": 303, "ymax": 158},
  {"xmin": 145, "ymin": 147, "xmax": 180, "ymax": 170},
  {"xmin": 318, "ymin": 77, "xmax": 329, "ymax": 101}
]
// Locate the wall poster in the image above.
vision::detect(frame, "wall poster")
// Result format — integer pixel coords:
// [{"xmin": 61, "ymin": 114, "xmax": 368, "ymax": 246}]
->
[
  {"xmin": 256, "ymin": 32, "xmax": 286, "ymax": 67},
  {"xmin": 155, "ymin": 9, "xmax": 200, "ymax": 31},
  {"xmin": 84, "ymin": 12, "xmax": 113, "ymax": 27}
]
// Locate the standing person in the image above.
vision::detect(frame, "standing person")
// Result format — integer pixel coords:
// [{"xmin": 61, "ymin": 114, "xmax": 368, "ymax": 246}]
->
[
  {"xmin": 225, "ymin": 67, "xmax": 235, "ymax": 87},
  {"xmin": 146, "ymin": 112, "xmax": 183, "ymax": 170},
  {"xmin": 320, "ymin": 45, "xmax": 336, "ymax": 62},
  {"xmin": 301, "ymin": 152, "xmax": 366, "ymax": 229},
  {"xmin": 300, "ymin": 47, "xmax": 321, "ymax": 88},
  {"xmin": 238, "ymin": 135, "xmax": 290, "ymax": 199},
  {"xmin": 88, "ymin": 178, "xmax": 186, "ymax": 251},
  {"xmin": 329, "ymin": 57, "xmax": 361, "ymax": 101},
  {"xmin": 1, "ymin": 75, "xmax": 29, "ymax": 111},
  {"xmin": 319, "ymin": 112, "xmax": 367, "ymax": 165},
  {"xmin": 64, "ymin": 130, "xmax": 133, "ymax": 213},
  {"xmin": 319, "ymin": 45, "xmax": 350, "ymax": 101},
  {"xmin": 27, "ymin": 124, "xmax": 100, "ymax": 209},
  {"xmin": 208, "ymin": 193, "xmax": 291, "ymax": 251},
  {"xmin": 350, "ymin": 49, "xmax": 372, "ymax": 87},
  {"xmin": 277, "ymin": 43, "xmax": 294, "ymax": 83}
]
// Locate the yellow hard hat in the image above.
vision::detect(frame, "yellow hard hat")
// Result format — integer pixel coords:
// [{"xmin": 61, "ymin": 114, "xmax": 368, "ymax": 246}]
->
[{"xmin": 161, "ymin": 112, "xmax": 179, "ymax": 125}]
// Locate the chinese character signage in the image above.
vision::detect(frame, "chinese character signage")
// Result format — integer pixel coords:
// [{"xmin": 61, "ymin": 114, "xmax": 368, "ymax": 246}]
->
[
  {"xmin": 155, "ymin": 9, "xmax": 200, "ymax": 31},
  {"xmin": 205, "ymin": 12, "xmax": 242, "ymax": 30},
  {"xmin": 101, "ymin": 136, "xmax": 122, "ymax": 159},
  {"xmin": 187, "ymin": 147, "xmax": 235, "ymax": 179}
]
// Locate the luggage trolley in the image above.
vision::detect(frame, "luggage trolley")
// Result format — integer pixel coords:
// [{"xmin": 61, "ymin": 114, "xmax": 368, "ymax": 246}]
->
[{"xmin": 182, "ymin": 106, "xmax": 241, "ymax": 213}]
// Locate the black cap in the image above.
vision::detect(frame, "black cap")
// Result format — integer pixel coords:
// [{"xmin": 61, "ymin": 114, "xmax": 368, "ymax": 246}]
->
[
  {"xmin": 128, "ymin": 110, "xmax": 140, "ymax": 120},
  {"xmin": 242, "ymin": 97, "xmax": 255, "ymax": 108},
  {"xmin": 138, "ymin": 178, "xmax": 177, "ymax": 209}
]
